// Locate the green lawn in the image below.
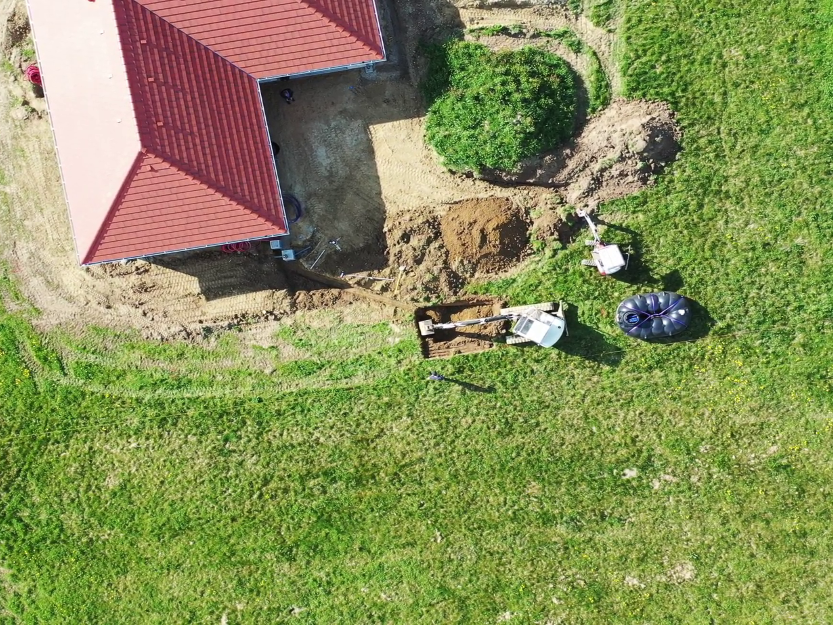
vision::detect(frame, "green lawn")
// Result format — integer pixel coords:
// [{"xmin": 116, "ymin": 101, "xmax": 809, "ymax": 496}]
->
[{"xmin": 3, "ymin": 0, "xmax": 833, "ymax": 622}]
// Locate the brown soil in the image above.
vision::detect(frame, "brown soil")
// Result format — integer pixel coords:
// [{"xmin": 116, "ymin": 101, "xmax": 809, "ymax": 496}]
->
[
  {"xmin": 482, "ymin": 99, "xmax": 682, "ymax": 209},
  {"xmin": 457, "ymin": 5, "xmax": 621, "ymax": 94},
  {"xmin": 553, "ymin": 99, "xmax": 681, "ymax": 208},
  {"xmin": 1, "ymin": 0, "xmax": 27, "ymax": 55},
  {"xmin": 532, "ymin": 205, "xmax": 573, "ymax": 245},
  {"xmin": 440, "ymin": 198, "xmax": 530, "ymax": 274},
  {"xmin": 379, "ymin": 196, "xmax": 538, "ymax": 302},
  {"xmin": 415, "ymin": 298, "xmax": 505, "ymax": 358}
]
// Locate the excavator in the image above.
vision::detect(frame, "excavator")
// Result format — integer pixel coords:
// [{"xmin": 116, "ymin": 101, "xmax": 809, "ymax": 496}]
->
[
  {"xmin": 577, "ymin": 209, "xmax": 629, "ymax": 275},
  {"xmin": 418, "ymin": 302, "xmax": 567, "ymax": 348}
]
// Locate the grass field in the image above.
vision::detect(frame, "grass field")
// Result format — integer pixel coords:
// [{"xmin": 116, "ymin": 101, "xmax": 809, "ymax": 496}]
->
[{"xmin": 3, "ymin": 0, "xmax": 833, "ymax": 622}]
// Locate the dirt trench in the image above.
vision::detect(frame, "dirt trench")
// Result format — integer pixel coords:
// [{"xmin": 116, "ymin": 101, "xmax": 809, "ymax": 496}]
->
[{"xmin": 415, "ymin": 298, "xmax": 506, "ymax": 359}]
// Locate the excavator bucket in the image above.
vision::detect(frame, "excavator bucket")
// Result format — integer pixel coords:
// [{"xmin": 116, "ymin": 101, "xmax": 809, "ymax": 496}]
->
[{"xmin": 418, "ymin": 319, "xmax": 436, "ymax": 336}]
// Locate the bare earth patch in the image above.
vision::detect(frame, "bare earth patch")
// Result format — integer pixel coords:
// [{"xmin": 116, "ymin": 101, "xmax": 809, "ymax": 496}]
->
[
  {"xmin": 482, "ymin": 99, "xmax": 682, "ymax": 209},
  {"xmin": 665, "ymin": 561, "xmax": 697, "ymax": 584},
  {"xmin": 0, "ymin": 0, "xmax": 679, "ymax": 351},
  {"xmin": 441, "ymin": 198, "xmax": 530, "ymax": 274}
]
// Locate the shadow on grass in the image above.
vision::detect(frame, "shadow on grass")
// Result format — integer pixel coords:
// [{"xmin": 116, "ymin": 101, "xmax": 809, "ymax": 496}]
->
[
  {"xmin": 433, "ymin": 377, "xmax": 495, "ymax": 393},
  {"xmin": 495, "ymin": 305, "xmax": 624, "ymax": 366},
  {"xmin": 595, "ymin": 221, "xmax": 688, "ymax": 295},
  {"xmin": 558, "ymin": 305, "xmax": 625, "ymax": 366},
  {"xmin": 660, "ymin": 269, "xmax": 685, "ymax": 292},
  {"xmin": 592, "ymin": 218, "xmax": 659, "ymax": 287}
]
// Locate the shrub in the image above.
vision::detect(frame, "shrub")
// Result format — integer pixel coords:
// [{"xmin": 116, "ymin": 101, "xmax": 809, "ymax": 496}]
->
[{"xmin": 423, "ymin": 42, "xmax": 577, "ymax": 172}]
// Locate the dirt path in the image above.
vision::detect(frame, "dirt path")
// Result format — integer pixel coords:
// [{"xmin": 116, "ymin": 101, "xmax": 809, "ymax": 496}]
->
[
  {"xmin": 481, "ymin": 99, "xmax": 682, "ymax": 208},
  {"xmin": 470, "ymin": 33, "xmax": 592, "ymax": 80},
  {"xmin": 458, "ymin": 6, "xmax": 622, "ymax": 95}
]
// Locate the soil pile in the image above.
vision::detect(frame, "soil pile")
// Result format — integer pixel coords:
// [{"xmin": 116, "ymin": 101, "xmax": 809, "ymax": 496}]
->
[
  {"xmin": 553, "ymin": 99, "xmax": 681, "ymax": 206},
  {"xmin": 482, "ymin": 99, "xmax": 681, "ymax": 208},
  {"xmin": 384, "ymin": 198, "xmax": 531, "ymax": 301},
  {"xmin": 440, "ymin": 198, "xmax": 530, "ymax": 273}
]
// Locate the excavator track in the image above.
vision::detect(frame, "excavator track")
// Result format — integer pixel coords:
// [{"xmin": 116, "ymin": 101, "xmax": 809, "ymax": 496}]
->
[{"xmin": 499, "ymin": 301, "xmax": 556, "ymax": 315}]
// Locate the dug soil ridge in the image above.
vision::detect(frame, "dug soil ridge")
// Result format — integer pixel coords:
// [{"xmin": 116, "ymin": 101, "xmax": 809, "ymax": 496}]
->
[{"xmin": 480, "ymin": 99, "xmax": 682, "ymax": 208}]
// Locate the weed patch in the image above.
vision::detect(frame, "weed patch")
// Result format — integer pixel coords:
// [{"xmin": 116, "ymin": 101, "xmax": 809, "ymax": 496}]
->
[
  {"xmin": 587, "ymin": 49, "xmax": 612, "ymax": 113},
  {"xmin": 589, "ymin": 0, "xmax": 617, "ymax": 28},
  {"xmin": 533, "ymin": 27, "xmax": 585, "ymax": 54}
]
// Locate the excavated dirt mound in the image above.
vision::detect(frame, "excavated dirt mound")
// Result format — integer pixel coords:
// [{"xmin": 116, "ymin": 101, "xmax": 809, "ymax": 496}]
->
[
  {"xmin": 482, "ymin": 99, "xmax": 681, "ymax": 208},
  {"xmin": 554, "ymin": 99, "xmax": 681, "ymax": 207},
  {"xmin": 440, "ymin": 198, "xmax": 530, "ymax": 274},
  {"xmin": 383, "ymin": 198, "xmax": 531, "ymax": 301}
]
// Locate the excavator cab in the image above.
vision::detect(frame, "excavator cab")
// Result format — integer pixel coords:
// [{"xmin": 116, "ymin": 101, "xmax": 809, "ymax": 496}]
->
[{"xmin": 508, "ymin": 308, "xmax": 566, "ymax": 347}]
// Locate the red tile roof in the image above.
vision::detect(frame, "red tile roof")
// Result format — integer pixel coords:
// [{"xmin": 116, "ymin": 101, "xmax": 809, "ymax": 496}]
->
[
  {"xmin": 28, "ymin": 0, "xmax": 385, "ymax": 264},
  {"xmin": 91, "ymin": 154, "xmax": 289, "ymax": 262},
  {"xmin": 135, "ymin": 0, "xmax": 385, "ymax": 79}
]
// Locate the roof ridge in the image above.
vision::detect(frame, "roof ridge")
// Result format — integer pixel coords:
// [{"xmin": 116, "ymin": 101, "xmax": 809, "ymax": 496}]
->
[
  {"xmin": 85, "ymin": 149, "xmax": 281, "ymax": 263},
  {"xmin": 124, "ymin": 0, "xmax": 256, "ymax": 77},
  {"xmin": 83, "ymin": 150, "xmax": 146, "ymax": 264},
  {"xmin": 298, "ymin": 0, "xmax": 383, "ymax": 57},
  {"xmin": 118, "ymin": 0, "xmax": 282, "ymax": 225}
]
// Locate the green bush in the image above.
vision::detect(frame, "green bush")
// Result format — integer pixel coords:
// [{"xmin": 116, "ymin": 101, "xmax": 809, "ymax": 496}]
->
[
  {"xmin": 423, "ymin": 42, "xmax": 577, "ymax": 172},
  {"xmin": 567, "ymin": 0, "xmax": 583, "ymax": 15}
]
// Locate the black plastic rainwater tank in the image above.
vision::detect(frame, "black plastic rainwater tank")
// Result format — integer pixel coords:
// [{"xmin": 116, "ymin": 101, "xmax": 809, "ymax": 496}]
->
[{"xmin": 616, "ymin": 291, "xmax": 691, "ymax": 339}]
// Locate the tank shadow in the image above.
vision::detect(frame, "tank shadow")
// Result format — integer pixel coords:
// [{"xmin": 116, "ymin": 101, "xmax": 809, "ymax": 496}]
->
[{"xmin": 556, "ymin": 305, "xmax": 624, "ymax": 367}]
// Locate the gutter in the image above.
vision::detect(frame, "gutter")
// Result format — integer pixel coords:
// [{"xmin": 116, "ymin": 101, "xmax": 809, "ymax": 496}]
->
[
  {"xmin": 257, "ymin": 58, "xmax": 386, "ymax": 84},
  {"xmin": 81, "ymin": 232, "xmax": 284, "ymax": 266}
]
